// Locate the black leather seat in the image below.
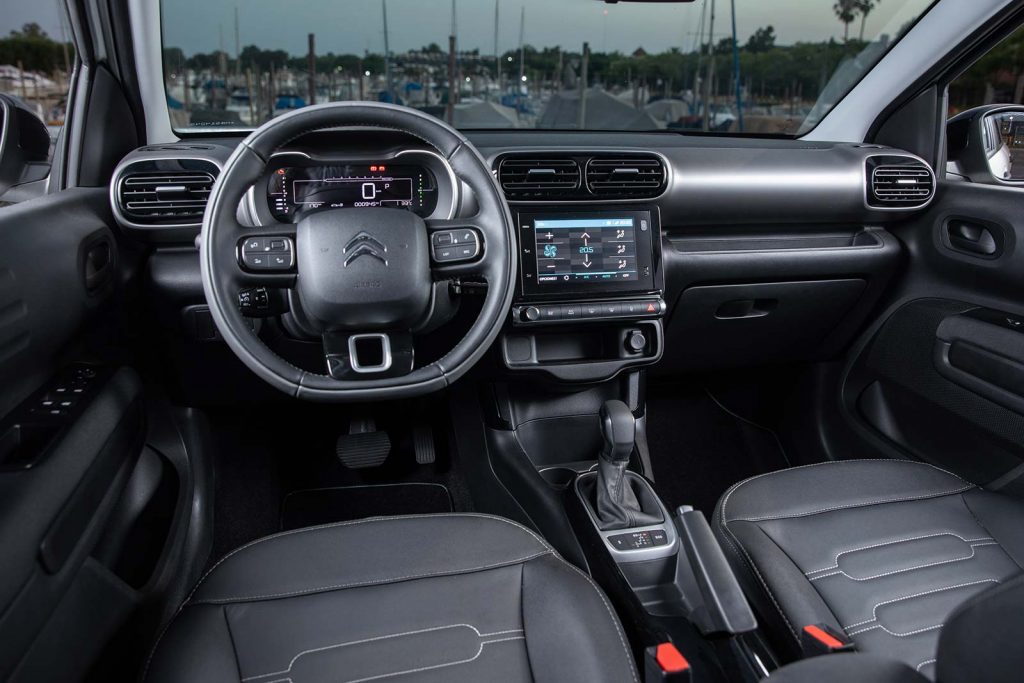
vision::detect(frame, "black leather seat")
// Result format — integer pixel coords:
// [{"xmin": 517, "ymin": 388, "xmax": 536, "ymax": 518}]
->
[
  {"xmin": 145, "ymin": 514, "xmax": 639, "ymax": 682},
  {"xmin": 713, "ymin": 459, "xmax": 1024, "ymax": 678}
]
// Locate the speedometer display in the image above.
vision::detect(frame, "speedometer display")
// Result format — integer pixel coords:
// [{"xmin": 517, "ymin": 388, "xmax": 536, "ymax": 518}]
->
[{"xmin": 267, "ymin": 163, "xmax": 439, "ymax": 221}]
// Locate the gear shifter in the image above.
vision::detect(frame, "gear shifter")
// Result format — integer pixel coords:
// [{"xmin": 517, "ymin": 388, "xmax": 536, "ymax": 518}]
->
[{"xmin": 594, "ymin": 400, "xmax": 662, "ymax": 530}]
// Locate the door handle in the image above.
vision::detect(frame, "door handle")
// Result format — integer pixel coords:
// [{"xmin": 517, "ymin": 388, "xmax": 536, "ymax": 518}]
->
[{"xmin": 945, "ymin": 220, "xmax": 999, "ymax": 256}]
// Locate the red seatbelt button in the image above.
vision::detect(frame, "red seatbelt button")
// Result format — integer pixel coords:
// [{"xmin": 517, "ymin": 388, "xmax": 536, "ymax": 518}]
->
[
  {"xmin": 644, "ymin": 642, "xmax": 691, "ymax": 682},
  {"xmin": 801, "ymin": 624, "xmax": 856, "ymax": 656}
]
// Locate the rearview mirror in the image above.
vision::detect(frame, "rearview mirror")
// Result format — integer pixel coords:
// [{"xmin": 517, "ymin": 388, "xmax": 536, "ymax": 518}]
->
[
  {"xmin": 0, "ymin": 94, "xmax": 52, "ymax": 198},
  {"xmin": 947, "ymin": 104, "xmax": 1024, "ymax": 185}
]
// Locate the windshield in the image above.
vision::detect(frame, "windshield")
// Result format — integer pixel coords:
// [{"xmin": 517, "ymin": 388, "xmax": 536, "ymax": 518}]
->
[{"xmin": 160, "ymin": 0, "xmax": 935, "ymax": 136}]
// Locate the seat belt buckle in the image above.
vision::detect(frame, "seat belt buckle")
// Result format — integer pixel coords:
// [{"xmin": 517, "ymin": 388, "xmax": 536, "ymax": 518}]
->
[
  {"xmin": 644, "ymin": 642, "xmax": 692, "ymax": 682},
  {"xmin": 801, "ymin": 624, "xmax": 856, "ymax": 656}
]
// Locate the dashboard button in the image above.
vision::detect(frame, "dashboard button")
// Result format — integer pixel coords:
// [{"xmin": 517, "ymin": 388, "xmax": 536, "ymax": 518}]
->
[
  {"xmin": 602, "ymin": 302, "xmax": 621, "ymax": 317},
  {"xmin": 560, "ymin": 304, "xmax": 582, "ymax": 320},
  {"xmin": 521, "ymin": 306, "xmax": 541, "ymax": 322},
  {"xmin": 581, "ymin": 302, "xmax": 602, "ymax": 318},
  {"xmin": 540, "ymin": 305, "xmax": 561, "ymax": 321}
]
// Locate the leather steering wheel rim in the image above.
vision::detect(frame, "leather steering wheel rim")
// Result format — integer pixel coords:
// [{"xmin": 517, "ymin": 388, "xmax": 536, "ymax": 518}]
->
[{"xmin": 199, "ymin": 102, "xmax": 516, "ymax": 401}]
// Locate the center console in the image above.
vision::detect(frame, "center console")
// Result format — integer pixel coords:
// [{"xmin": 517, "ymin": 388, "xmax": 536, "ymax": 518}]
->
[{"xmin": 502, "ymin": 206, "xmax": 666, "ymax": 381}]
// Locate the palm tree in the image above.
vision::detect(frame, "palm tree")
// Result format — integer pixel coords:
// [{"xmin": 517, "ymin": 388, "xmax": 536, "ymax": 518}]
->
[
  {"xmin": 856, "ymin": 0, "xmax": 879, "ymax": 41},
  {"xmin": 834, "ymin": 0, "xmax": 857, "ymax": 42}
]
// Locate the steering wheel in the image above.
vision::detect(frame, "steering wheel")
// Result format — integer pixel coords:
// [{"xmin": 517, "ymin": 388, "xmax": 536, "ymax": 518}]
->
[{"xmin": 199, "ymin": 102, "xmax": 516, "ymax": 401}]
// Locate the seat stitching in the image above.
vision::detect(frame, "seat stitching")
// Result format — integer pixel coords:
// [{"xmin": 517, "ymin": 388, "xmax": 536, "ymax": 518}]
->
[
  {"xmin": 841, "ymin": 578, "xmax": 1001, "ymax": 630},
  {"xmin": 222, "ymin": 606, "xmax": 243, "ymax": 680},
  {"xmin": 345, "ymin": 635, "xmax": 525, "ymax": 683},
  {"xmin": 184, "ymin": 513, "xmax": 551, "ymax": 605},
  {"xmin": 253, "ymin": 635, "xmax": 527, "ymax": 683},
  {"xmin": 916, "ymin": 658, "xmax": 937, "ymax": 672},
  {"xmin": 959, "ymin": 493, "xmax": 1024, "ymax": 573},
  {"xmin": 193, "ymin": 549, "xmax": 554, "ymax": 604},
  {"xmin": 242, "ymin": 623, "xmax": 523, "ymax": 681},
  {"xmin": 720, "ymin": 459, "xmax": 971, "ymax": 524},
  {"xmin": 804, "ymin": 533, "xmax": 995, "ymax": 575},
  {"xmin": 555, "ymin": 559, "xmax": 640, "ymax": 683},
  {"xmin": 811, "ymin": 542, "xmax": 999, "ymax": 583},
  {"xmin": 732, "ymin": 485, "xmax": 975, "ymax": 523},
  {"xmin": 847, "ymin": 622, "xmax": 944, "ymax": 638}
]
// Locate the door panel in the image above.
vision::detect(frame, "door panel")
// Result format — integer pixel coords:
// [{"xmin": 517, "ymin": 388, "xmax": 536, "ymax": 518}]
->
[
  {"xmin": 844, "ymin": 179, "xmax": 1024, "ymax": 491},
  {"xmin": 0, "ymin": 188, "xmax": 147, "ymax": 680}
]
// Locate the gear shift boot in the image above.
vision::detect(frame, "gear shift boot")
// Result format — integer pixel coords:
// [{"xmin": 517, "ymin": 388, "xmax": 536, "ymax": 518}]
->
[{"xmin": 592, "ymin": 400, "xmax": 664, "ymax": 531}]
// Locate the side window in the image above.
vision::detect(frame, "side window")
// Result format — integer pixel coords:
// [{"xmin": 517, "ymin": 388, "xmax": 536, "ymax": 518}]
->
[
  {"xmin": 0, "ymin": 20, "xmax": 75, "ymax": 163},
  {"xmin": 948, "ymin": 26, "xmax": 1024, "ymax": 116}
]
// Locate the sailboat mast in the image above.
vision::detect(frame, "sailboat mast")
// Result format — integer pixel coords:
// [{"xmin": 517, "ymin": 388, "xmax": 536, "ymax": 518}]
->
[
  {"xmin": 383, "ymin": 0, "xmax": 392, "ymax": 102},
  {"xmin": 518, "ymin": 6, "xmax": 525, "ymax": 86}
]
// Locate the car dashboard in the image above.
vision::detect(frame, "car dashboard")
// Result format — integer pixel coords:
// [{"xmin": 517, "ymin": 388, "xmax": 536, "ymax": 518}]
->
[{"xmin": 109, "ymin": 127, "xmax": 932, "ymax": 396}]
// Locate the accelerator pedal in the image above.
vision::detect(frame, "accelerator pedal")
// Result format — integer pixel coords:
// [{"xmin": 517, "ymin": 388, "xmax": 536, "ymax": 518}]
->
[
  {"xmin": 336, "ymin": 417, "xmax": 391, "ymax": 469},
  {"xmin": 413, "ymin": 423, "xmax": 436, "ymax": 465}
]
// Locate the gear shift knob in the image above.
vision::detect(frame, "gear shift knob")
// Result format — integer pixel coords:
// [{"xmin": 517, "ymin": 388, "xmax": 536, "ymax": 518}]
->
[{"xmin": 600, "ymin": 400, "xmax": 635, "ymax": 464}]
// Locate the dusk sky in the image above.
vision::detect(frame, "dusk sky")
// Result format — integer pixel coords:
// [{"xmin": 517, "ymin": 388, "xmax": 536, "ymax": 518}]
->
[{"xmin": 5, "ymin": 0, "xmax": 933, "ymax": 56}]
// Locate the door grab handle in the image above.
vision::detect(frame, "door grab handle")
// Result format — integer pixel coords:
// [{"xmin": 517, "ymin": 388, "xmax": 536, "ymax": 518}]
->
[{"xmin": 946, "ymin": 220, "xmax": 998, "ymax": 256}]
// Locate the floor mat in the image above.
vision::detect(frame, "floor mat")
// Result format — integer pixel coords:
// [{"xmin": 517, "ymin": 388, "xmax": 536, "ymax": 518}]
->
[
  {"xmin": 280, "ymin": 483, "xmax": 454, "ymax": 530},
  {"xmin": 645, "ymin": 386, "xmax": 791, "ymax": 516}
]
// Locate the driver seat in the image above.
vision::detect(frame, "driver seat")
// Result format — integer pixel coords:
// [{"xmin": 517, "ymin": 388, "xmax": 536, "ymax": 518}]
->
[{"xmin": 144, "ymin": 514, "xmax": 639, "ymax": 682}]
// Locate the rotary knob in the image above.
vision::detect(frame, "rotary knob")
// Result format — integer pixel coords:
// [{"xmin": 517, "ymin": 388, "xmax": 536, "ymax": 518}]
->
[{"xmin": 521, "ymin": 306, "xmax": 541, "ymax": 322}]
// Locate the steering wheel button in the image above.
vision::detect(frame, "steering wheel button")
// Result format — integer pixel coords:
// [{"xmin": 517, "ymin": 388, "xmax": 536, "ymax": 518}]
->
[
  {"xmin": 432, "ymin": 231, "xmax": 454, "ymax": 246},
  {"xmin": 244, "ymin": 238, "xmax": 262, "ymax": 251},
  {"xmin": 269, "ymin": 239, "xmax": 288, "ymax": 252},
  {"xmin": 269, "ymin": 253, "xmax": 292, "ymax": 269},
  {"xmin": 455, "ymin": 244, "xmax": 477, "ymax": 259},
  {"xmin": 243, "ymin": 252, "xmax": 270, "ymax": 269}
]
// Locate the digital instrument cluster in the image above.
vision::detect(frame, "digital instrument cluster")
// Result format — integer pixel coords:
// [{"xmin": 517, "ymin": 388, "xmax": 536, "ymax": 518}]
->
[{"xmin": 266, "ymin": 163, "xmax": 439, "ymax": 221}]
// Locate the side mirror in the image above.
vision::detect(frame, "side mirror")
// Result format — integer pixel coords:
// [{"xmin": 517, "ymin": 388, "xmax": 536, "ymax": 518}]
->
[
  {"xmin": 947, "ymin": 104, "xmax": 1024, "ymax": 185},
  {"xmin": 0, "ymin": 94, "xmax": 52, "ymax": 197}
]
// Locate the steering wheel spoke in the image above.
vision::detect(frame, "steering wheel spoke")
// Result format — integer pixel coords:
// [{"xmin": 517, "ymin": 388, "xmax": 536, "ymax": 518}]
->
[
  {"xmin": 426, "ymin": 218, "xmax": 488, "ymax": 277},
  {"xmin": 322, "ymin": 330, "xmax": 415, "ymax": 380}
]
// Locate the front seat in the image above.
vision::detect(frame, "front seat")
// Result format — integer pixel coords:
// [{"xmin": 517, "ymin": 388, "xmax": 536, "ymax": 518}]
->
[
  {"xmin": 713, "ymin": 459, "xmax": 1024, "ymax": 678},
  {"xmin": 144, "ymin": 514, "xmax": 639, "ymax": 682}
]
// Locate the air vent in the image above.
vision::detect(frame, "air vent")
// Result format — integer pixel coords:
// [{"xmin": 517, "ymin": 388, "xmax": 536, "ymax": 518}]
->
[
  {"xmin": 498, "ymin": 157, "xmax": 581, "ymax": 199},
  {"xmin": 868, "ymin": 159, "xmax": 935, "ymax": 208},
  {"xmin": 585, "ymin": 155, "xmax": 666, "ymax": 198},
  {"xmin": 116, "ymin": 168, "xmax": 217, "ymax": 225}
]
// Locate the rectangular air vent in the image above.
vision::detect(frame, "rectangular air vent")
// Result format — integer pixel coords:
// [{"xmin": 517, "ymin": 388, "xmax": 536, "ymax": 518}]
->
[
  {"xmin": 868, "ymin": 162, "xmax": 934, "ymax": 208},
  {"xmin": 585, "ymin": 155, "xmax": 666, "ymax": 199},
  {"xmin": 497, "ymin": 157, "xmax": 581, "ymax": 200},
  {"xmin": 116, "ymin": 170, "xmax": 216, "ymax": 224}
]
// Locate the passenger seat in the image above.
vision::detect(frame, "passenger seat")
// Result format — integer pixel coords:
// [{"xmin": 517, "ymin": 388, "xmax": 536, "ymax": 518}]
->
[{"xmin": 712, "ymin": 460, "xmax": 1024, "ymax": 679}]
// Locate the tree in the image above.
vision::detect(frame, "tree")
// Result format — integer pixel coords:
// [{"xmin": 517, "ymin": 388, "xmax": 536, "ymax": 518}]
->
[
  {"xmin": 834, "ymin": 0, "xmax": 857, "ymax": 42},
  {"xmin": 11, "ymin": 23, "xmax": 48, "ymax": 39},
  {"xmin": 746, "ymin": 26, "xmax": 776, "ymax": 53},
  {"xmin": 855, "ymin": 0, "xmax": 878, "ymax": 41}
]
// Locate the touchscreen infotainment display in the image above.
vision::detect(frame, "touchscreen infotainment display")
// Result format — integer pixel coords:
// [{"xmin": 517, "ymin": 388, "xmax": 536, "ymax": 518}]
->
[
  {"xmin": 534, "ymin": 217, "xmax": 639, "ymax": 284},
  {"xmin": 517, "ymin": 209, "xmax": 659, "ymax": 298}
]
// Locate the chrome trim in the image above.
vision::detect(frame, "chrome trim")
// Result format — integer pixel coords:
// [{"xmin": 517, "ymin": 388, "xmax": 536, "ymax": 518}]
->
[
  {"xmin": 246, "ymin": 147, "xmax": 459, "ymax": 224},
  {"xmin": 348, "ymin": 333, "xmax": 393, "ymax": 373},
  {"xmin": 109, "ymin": 153, "xmax": 224, "ymax": 230},
  {"xmin": 862, "ymin": 152, "xmax": 937, "ymax": 213},
  {"xmin": 486, "ymin": 148, "xmax": 672, "ymax": 204},
  {"xmin": 574, "ymin": 471, "xmax": 679, "ymax": 563}
]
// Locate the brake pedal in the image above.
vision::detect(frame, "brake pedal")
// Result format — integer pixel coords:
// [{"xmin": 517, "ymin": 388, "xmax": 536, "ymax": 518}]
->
[
  {"xmin": 413, "ymin": 424, "xmax": 436, "ymax": 465},
  {"xmin": 336, "ymin": 418, "xmax": 391, "ymax": 469}
]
